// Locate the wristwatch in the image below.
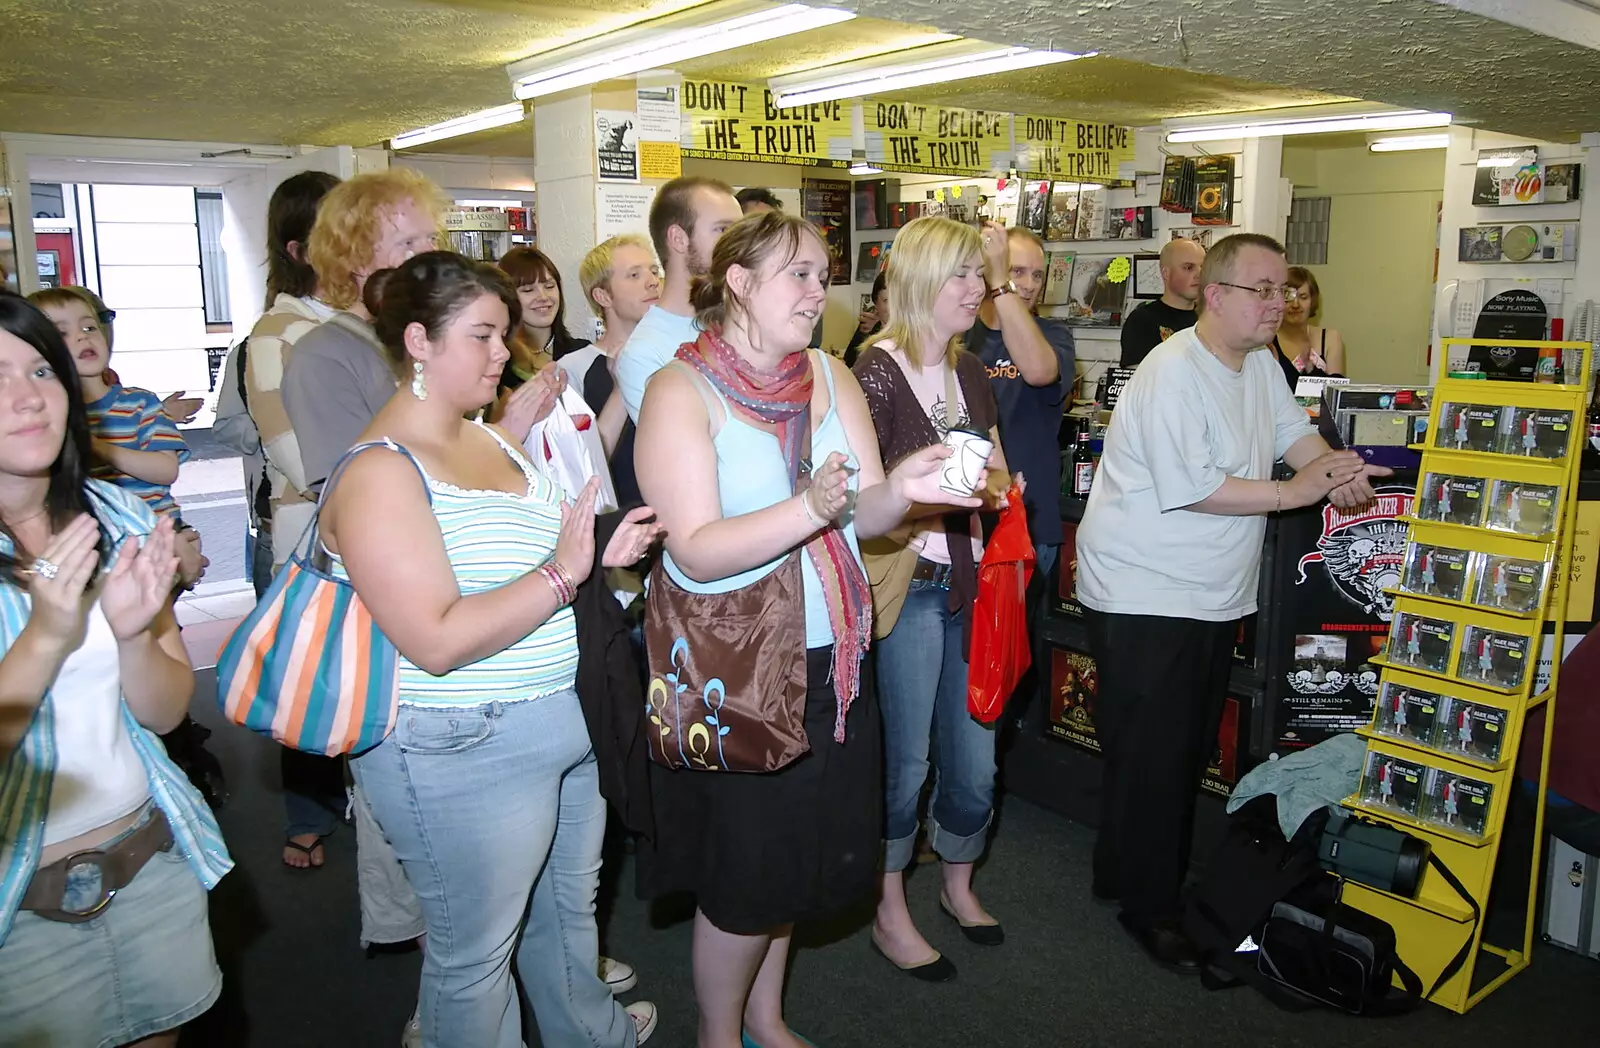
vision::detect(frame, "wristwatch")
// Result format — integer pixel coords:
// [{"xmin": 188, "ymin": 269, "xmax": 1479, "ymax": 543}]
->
[{"xmin": 988, "ymin": 279, "xmax": 1017, "ymax": 300}]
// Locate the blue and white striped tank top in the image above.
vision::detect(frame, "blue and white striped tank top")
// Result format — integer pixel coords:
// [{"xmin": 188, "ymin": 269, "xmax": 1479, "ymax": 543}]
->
[{"xmin": 337, "ymin": 423, "xmax": 579, "ymax": 707}]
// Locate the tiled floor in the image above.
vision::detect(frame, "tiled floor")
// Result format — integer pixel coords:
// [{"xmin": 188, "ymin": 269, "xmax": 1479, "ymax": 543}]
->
[{"xmin": 178, "ymin": 586, "xmax": 256, "ymax": 670}]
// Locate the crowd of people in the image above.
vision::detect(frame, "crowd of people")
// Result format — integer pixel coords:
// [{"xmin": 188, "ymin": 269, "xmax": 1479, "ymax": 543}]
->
[{"xmin": 0, "ymin": 162, "xmax": 1384, "ymax": 1048}]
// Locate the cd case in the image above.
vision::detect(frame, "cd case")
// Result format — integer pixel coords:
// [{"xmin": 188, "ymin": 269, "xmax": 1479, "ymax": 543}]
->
[
  {"xmin": 1373, "ymin": 682, "xmax": 1443, "ymax": 747},
  {"xmin": 1361, "ymin": 751, "xmax": 1426, "ymax": 817},
  {"xmin": 1437, "ymin": 403, "xmax": 1505, "ymax": 453},
  {"xmin": 1418, "ymin": 473, "xmax": 1488, "ymax": 528},
  {"xmin": 1435, "ymin": 697, "xmax": 1509, "ymax": 764},
  {"xmin": 1387, "ymin": 612, "xmax": 1455, "ymax": 675},
  {"xmin": 1486, "ymin": 480, "xmax": 1559, "ymax": 536},
  {"xmin": 1421, "ymin": 768, "xmax": 1494, "ymax": 838},
  {"xmin": 1503, "ymin": 407, "xmax": 1575, "ymax": 459},
  {"xmin": 1455, "ymin": 625, "xmax": 1532, "ymax": 689},
  {"xmin": 1471, "ymin": 553, "xmax": 1550, "ymax": 613},
  {"xmin": 1400, "ymin": 542, "xmax": 1473, "ymax": 603}
]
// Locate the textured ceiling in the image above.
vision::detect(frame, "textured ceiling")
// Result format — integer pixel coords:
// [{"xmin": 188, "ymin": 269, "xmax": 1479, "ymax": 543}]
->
[
  {"xmin": 0, "ymin": 0, "xmax": 1596, "ymax": 158},
  {"xmin": 856, "ymin": 0, "xmax": 1600, "ymax": 141}
]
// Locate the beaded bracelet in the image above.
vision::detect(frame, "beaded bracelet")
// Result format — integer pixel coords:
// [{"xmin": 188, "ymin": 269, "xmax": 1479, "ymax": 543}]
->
[{"xmin": 539, "ymin": 561, "xmax": 575, "ymax": 607}]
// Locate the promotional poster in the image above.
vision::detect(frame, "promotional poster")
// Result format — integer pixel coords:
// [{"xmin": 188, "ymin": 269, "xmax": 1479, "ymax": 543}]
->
[
  {"xmin": 1053, "ymin": 520, "xmax": 1084, "ymax": 618},
  {"xmin": 1047, "ymin": 647, "xmax": 1099, "ymax": 752},
  {"xmin": 1273, "ymin": 484, "xmax": 1415, "ymax": 751}
]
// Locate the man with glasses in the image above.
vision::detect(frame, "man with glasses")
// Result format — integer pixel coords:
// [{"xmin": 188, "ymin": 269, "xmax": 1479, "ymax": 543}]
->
[{"xmin": 1074, "ymin": 233, "xmax": 1388, "ymax": 973}]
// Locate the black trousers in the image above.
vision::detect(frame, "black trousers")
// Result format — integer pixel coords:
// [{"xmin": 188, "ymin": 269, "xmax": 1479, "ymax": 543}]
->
[{"xmin": 1084, "ymin": 608, "xmax": 1237, "ymax": 923}]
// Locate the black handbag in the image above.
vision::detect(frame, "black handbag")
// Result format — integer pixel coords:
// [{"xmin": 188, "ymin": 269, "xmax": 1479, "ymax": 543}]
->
[{"xmin": 1256, "ymin": 900, "xmax": 1422, "ymax": 1015}]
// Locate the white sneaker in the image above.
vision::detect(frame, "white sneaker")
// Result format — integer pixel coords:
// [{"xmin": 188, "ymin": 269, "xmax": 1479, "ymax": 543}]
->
[
  {"xmin": 626, "ymin": 1001, "xmax": 658, "ymax": 1045},
  {"xmin": 600, "ymin": 955, "xmax": 638, "ymax": 995},
  {"xmin": 400, "ymin": 1006, "xmax": 421, "ymax": 1048}
]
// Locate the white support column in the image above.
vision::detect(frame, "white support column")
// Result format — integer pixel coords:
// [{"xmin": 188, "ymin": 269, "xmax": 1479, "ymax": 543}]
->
[
  {"xmin": 1, "ymin": 136, "xmax": 37, "ymax": 294},
  {"xmin": 1239, "ymin": 136, "xmax": 1289, "ymax": 242},
  {"xmin": 534, "ymin": 90, "xmax": 601, "ymax": 336}
]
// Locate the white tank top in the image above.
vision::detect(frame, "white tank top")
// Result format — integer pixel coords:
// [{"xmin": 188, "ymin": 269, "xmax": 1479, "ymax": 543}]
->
[{"xmin": 42, "ymin": 601, "xmax": 150, "ymax": 847}]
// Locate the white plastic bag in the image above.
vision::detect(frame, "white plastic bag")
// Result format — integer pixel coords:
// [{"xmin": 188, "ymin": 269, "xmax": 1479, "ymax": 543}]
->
[{"xmin": 523, "ymin": 387, "xmax": 619, "ymax": 513}]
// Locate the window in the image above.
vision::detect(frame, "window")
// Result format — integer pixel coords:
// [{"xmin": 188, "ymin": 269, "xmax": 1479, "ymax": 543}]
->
[
  {"xmin": 195, "ymin": 190, "xmax": 231, "ymax": 325},
  {"xmin": 1285, "ymin": 196, "xmax": 1330, "ymax": 266}
]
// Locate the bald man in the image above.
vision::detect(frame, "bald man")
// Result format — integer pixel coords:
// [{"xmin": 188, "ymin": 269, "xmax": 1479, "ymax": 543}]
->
[{"xmin": 1120, "ymin": 238, "xmax": 1205, "ymax": 368}]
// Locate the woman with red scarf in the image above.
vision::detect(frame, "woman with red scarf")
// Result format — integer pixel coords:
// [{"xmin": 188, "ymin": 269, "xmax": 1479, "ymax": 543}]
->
[{"xmin": 634, "ymin": 212, "xmax": 981, "ymax": 1048}]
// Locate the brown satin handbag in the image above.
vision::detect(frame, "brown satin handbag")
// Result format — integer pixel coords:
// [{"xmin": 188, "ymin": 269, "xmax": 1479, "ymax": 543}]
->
[{"xmin": 644, "ymin": 553, "xmax": 810, "ymax": 772}]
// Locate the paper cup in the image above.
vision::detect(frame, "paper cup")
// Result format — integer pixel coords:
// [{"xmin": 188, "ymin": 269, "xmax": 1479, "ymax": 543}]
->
[{"xmin": 939, "ymin": 429, "xmax": 994, "ymax": 497}]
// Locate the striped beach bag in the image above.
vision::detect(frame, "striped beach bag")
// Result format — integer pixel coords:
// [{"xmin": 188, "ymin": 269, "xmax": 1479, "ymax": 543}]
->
[{"xmin": 216, "ymin": 440, "xmax": 427, "ymax": 756}]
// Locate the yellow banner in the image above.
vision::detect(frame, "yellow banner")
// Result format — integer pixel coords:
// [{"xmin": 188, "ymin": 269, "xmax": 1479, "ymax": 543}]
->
[
  {"xmin": 1560, "ymin": 499, "xmax": 1600, "ymax": 621},
  {"xmin": 865, "ymin": 101, "xmax": 1011, "ymax": 175},
  {"xmin": 1015, "ymin": 116, "xmax": 1135, "ymax": 182},
  {"xmin": 679, "ymin": 79, "xmax": 851, "ymax": 168}
]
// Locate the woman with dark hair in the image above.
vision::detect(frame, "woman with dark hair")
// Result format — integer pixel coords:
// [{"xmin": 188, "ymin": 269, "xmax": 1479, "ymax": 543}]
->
[
  {"xmin": 1269, "ymin": 265, "xmax": 1346, "ymax": 384},
  {"xmin": 843, "ymin": 269, "xmax": 889, "ymax": 366},
  {"xmin": 633, "ymin": 213, "xmax": 979, "ymax": 1047},
  {"xmin": 0, "ymin": 291, "xmax": 231, "ymax": 1047},
  {"xmin": 499, "ymin": 246, "xmax": 591, "ymax": 370},
  {"xmin": 319, "ymin": 251, "xmax": 663, "ymax": 1047}
]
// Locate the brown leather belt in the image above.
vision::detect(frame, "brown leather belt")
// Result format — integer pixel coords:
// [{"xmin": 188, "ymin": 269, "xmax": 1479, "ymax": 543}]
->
[
  {"xmin": 911, "ymin": 558, "xmax": 954, "ymax": 587},
  {"xmin": 21, "ymin": 808, "xmax": 173, "ymax": 923}
]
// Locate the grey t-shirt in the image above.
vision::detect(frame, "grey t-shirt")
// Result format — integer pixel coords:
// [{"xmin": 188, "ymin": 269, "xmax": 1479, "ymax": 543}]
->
[
  {"xmin": 281, "ymin": 313, "xmax": 398, "ymax": 490},
  {"xmin": 1076, "ymin": 327, "xmax": 1318, "ymax": 621}
]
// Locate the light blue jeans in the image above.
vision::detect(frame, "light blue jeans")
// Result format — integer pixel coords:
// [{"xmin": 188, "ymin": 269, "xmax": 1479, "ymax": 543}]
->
[
  {"xmin": 876, "ymin": 576, "xmax": 998, "ymax": 872},
  {"xmin": 351, "ymin": 691, "xmax": 634, "ymax": 1048}
]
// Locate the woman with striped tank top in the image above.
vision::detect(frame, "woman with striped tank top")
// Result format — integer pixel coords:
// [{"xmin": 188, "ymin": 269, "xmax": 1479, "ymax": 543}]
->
[{"xmin": 318, "ymin": 252, "xmax": 664, "ymax": 1048}]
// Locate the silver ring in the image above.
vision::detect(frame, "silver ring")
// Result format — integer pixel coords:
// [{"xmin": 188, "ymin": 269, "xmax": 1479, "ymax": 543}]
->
[{"xmin": 32, "ymin": 557, "xmax": 59, "ymax": 580}]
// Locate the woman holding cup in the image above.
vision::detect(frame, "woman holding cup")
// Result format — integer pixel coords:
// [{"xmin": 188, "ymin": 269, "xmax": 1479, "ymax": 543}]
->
[
  {"xmin": 852, "ymin": 216, "xmax": 1011, "ymax": 982},
  {"xmin": 633, "ymin": 211, "xmax": 981, "ymax": 1048}
]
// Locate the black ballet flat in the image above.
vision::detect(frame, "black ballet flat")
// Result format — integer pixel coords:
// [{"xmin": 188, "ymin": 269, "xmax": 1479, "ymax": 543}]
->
[
  {"xmin": 870, "ymin": 931, "xmax": 958, "ymax": 982},
  {"xmin": 939, "ymin": 892, "xmax": 1005, "ymax": 946}
]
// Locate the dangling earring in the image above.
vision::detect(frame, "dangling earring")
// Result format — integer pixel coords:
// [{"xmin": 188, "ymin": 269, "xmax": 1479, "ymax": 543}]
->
[{"xmin": 411, "ymin": 360, "xmax": 428, "ymax": 401}]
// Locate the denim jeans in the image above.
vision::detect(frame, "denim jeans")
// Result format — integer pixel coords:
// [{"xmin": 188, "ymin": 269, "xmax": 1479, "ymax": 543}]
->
[
  {"xmin": 351, "ymin": 691, "xmax": 633, "ymax": 1048},
  {"xmin": 876, "ymin": 575, "xmax": 997, "ymax": 872}
]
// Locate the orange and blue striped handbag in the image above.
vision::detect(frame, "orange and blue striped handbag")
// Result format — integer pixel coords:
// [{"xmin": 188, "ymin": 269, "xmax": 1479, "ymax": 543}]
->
[{"xmin": 216, "ymin": 441, "xmax": 427, "ymax": 756}]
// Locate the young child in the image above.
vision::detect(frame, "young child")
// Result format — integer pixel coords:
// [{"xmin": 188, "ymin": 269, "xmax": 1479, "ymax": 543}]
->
[{"xmin": 29, "ymin": 287, "xmax": 206, "ymax": 586}]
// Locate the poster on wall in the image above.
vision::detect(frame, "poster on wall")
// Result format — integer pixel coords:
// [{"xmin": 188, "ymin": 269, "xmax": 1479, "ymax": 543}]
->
[
  {"xmin": 679, "ymin": 79, "xmax": 851, "ymax": 168},
  {"xmin": 635, "ymin": 76, "xmax": 681, "ymax": 141},
  {"xmin": 1053, "ymin": 519, "xmax": 1084, "ymax": 617},
  {"xmin": 864, "ymin": 101, "xmax": 1011, "ymax": 176},
  {"xmin": 800, "ymin": 178, "xmax": 852, "ymax": 286},
  {"xmin": 595, "ymin": 111, "xmax": 639, "ymax": 182},
  {"xmin": 1271, "ymin": 484, "xmax": 1415, "ymax": 752},
  {"xmin": 595, "ymin": 184, "xmax": 657, "ymax": 243},
  {"xmin": 1047, "ymin": 646, "xmax": 1099, "ymax": 752},
  {"xmin": 1200, "ymin": 696, "xmax": 1243, "ymax": 798},
  {"xmin": 1014, "ymin": 116, "xmax": 1135, "ymax": 183}
]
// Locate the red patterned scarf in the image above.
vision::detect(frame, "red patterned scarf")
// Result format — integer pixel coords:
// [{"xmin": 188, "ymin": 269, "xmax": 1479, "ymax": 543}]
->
[{"xmin": 676, "ymin": 330, "xmax": 872, "ymax": 741}]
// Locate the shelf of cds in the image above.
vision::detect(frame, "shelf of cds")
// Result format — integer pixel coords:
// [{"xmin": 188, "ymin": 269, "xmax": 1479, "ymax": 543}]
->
[{"xmin": 1341, "ymin": 338, "xmax": 1590, "ymax": 1014}]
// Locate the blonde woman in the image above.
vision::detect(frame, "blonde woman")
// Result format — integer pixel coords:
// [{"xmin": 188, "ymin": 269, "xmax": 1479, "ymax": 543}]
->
[{"xmin": 852, "ymin": 216, "xmax": 1012, "ymax": 982}]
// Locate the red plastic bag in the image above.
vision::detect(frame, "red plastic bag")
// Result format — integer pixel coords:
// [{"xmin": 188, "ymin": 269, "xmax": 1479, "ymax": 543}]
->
[{"xmin": 968, "ymin": 485, "xmax": 1035, "ymax": 722}]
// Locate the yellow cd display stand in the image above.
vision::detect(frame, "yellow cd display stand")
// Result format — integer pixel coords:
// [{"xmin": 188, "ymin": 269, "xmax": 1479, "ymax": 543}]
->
[{"xmin": 1348, "ymin": 338, "xmax": 1590, "ymax": 1013}]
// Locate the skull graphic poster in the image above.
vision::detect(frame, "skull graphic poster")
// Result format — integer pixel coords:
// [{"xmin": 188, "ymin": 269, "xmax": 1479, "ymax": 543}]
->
[{"xmin": 1272, "ymin": 483, "xmax": 1415, "ymax": 752}]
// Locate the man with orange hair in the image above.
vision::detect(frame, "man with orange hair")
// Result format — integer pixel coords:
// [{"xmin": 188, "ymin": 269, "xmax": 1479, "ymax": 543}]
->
[{"xmin": 281, "ymin": 168, "xmax": 448, "ymax": 496}]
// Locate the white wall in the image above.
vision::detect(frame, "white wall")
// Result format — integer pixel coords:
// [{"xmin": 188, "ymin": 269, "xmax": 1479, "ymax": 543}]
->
[{"xmin": 219, "ymin": 146, "xmax": 361, "ymax": 341}]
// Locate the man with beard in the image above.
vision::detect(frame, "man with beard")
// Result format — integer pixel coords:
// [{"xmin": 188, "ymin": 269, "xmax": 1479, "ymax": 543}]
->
[{"xmin": 616, "ymin": 176, "xmax": 744, "ymax": 422}]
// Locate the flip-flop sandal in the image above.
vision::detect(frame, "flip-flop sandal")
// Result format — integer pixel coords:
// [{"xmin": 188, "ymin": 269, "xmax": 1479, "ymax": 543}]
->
[{"xmin": 282, "ymin": 837, "xmax": 326, "ymax": 870}]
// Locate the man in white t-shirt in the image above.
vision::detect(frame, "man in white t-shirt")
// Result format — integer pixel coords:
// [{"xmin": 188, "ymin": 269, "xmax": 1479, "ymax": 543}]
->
[
  {"xmin": 616, "ymin": 176, "xmax": 743, "ymax": 422},
  {"xmin": 1075, "ymin": 233, "xmax": 1387, "ymax": 973}
]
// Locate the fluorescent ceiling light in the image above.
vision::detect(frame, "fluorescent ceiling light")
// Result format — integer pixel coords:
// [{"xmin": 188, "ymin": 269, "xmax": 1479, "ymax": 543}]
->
[
  {"xmin": 850, "ymin": 162, "xmax": 883, "ymax": 175},
  {"xmin": 392, "ymin": 103, "xmax": 526, "ymax": 150},
  {"xmin": 1165, "ymin": 109, "xmax": 1451, "ymax": 143},
  {"xmin": 1368, "ymin": 133, "xmax": 1449, "ymax": 153},
  {"xmin": 770, "ymin": 41, "xmax": 1093, "ymax": 108},
  {"xmin": 453, "ymin": 198, "xmax": 531, "ymax": 207},
  {"xmin": 507, "ymin": 1, "xmax": 855, "ymax": 100}
]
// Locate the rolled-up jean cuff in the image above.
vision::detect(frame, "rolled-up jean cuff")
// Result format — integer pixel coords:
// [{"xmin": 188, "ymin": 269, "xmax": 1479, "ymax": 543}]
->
[
  {"xmin": 882, "ymin": 829, "xmax": 920, "ymax": 874},
  {"xmin": 929, "ymin": 811, "xmax": 993, "ymax": 865}
]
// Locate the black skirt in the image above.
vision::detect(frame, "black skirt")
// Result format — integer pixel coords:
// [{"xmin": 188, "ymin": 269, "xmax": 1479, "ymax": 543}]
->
[{"xmin": 637, "ymin": 646, "xmax": 882, "ymax": 934}]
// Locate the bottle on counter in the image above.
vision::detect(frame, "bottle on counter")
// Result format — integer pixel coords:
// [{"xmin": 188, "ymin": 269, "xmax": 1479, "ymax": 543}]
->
[
  {"xmin": 1071, "ymin": 426, "xmax": 1096, "ymax": 497},
  {"xmin": 1536, "ymin": 345, "xmax": 1560, "ymax": 383}
]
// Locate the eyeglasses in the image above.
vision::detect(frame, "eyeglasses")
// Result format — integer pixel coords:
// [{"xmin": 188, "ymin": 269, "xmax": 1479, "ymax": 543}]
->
[{"xmin": 1216, "ymin": 282, "xmax": 1302, "ymax": 303}]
